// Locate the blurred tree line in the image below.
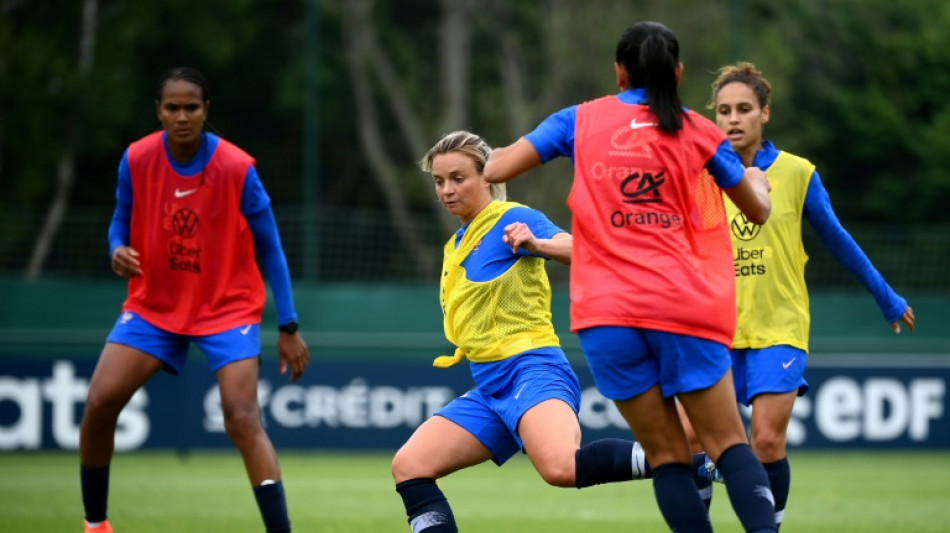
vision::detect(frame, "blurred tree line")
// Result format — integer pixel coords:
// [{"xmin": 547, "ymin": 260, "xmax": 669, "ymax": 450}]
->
[{"xmin": 1, "ymin": 0, "xmax": 947, "ymax": 280}]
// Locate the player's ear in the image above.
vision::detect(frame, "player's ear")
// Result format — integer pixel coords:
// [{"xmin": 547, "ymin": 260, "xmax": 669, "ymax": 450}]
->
[
  {"xmin": 615, "ymin": 62, "xmax": 628, "ymax": 90},
  {"xmin": 761, "ymin": 104, "xmax": 770, "ymax": 125}
]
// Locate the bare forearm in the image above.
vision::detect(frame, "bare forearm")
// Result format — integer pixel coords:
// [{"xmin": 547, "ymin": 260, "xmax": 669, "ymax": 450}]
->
[
  {"xmin": 484, "ymin": 138, "xmax": 543, "ymax": 183},
  {"xmin": 534, "ymin": 234, "xmax": 572, "ymax": 264}
]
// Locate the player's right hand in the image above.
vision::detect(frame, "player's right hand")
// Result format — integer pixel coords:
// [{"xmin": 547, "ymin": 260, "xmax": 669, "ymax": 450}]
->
[
  {"xmin": 503, "ymin": 222, "xmax": 538, "ymax": 254},
  {"xmin": 111, "ymin": 245, "xmax": 142, "ymax": 277},
  {"xmin": 744, "ymin": 166, "xmax": 771, "ymax": 193}
]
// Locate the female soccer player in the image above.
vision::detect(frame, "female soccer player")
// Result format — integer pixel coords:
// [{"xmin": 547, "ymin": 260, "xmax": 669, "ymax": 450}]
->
[
  {"xmin": 79, "ymin": 67, "xmax": 309, "ymax": 533},
  {"xmin": 392, "ymin": 131, "xmax": 652, "ymax": 533},
  {"xmin": 706, "ymin": 61, "xmax": 916, "ymax": 528},
  {"xmin": 484, "ymin": 21, "xmax": 778, "ymax": 533}
]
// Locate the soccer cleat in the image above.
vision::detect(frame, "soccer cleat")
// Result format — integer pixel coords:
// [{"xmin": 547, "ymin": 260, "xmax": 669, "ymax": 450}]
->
[
  {"xmin": 700, "ymin": 455, "xmax": 724, "ymax": 484},
  {"xmin": 84, "ymin": 519, "xmax": 113, "ymax": 533}
]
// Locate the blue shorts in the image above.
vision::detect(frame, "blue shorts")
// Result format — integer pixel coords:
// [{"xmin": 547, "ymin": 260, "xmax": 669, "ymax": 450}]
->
[
  {"xmin": 436, "ymin": 353, "xmax": 581, "ymax": 466},
  {"xmin": 578, "ymin": 326, "xmax": 731, "ymax": 400},
  {"xmin": 731, "ymin": 345, "xmax": 809, "ymax": 406},
  {"xmin": 106, "ymin": 311, "xmax": 261, "ymax": 374}
]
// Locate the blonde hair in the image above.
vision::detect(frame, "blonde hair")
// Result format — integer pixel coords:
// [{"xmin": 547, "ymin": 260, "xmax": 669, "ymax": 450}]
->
[
  {"xmin": 420, "ymin": 130, "xmax": 506, "ymax": 201},
  {"xmin": 708, "ymin": 61, "xmax": 772, "ymax": 109}
]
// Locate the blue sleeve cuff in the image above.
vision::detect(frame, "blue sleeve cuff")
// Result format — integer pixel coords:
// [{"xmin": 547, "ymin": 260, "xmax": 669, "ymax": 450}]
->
[{"xmin": 705, "ymin": 141, "xmax": 744, "ymax": 189}]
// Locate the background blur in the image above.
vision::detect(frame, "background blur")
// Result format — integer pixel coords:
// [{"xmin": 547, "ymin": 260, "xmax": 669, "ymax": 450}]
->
[{"xmin": 1, "ymin": 0, "xmax": 948, "ymax": 453}]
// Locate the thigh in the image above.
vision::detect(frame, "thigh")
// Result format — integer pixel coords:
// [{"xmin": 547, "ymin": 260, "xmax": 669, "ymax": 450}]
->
[
  {"xmin": 677, "ymin": 370, "xmax": 749, "ymax": 462},
  {"xmin": 749, "ymin": 390, "xmax": 797, "ymax": 460},
  {"xmin": 195, "ymin": 323, "xmax": 261, "ymax": 372},
  {"xmin": 518, "ymin": 398, "xmax": 581, "ymax": 466},
  {"xmin": 393, "ymin": 413, "xmax": 493, "ymax": 483},
  {"xmin": 750, "ymin": 392, "xmax": 797, "ymax": 434},
  {"xmin": 613, "ymin": 385, "xmax": 689, "ymax": 467},
  {"xmin": 87, "ymin": 341, "xmax": 165, "ymax": 407},
  {"xmin": 675, "ymin": 400, "xmax": 703, "ymax": 454},
  {"xmin": 216, "ymin": 357, "xmax": 262, "ymax": 414}
]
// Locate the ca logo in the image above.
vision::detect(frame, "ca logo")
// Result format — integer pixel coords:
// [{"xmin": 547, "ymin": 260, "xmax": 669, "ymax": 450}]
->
[
  {"xmin": 731, "ymin": 212, "xmax": 761, "ymax": 241},
  {"xmin": 620, "ymin": 171, "xmax": 665, "ymax": 204}
]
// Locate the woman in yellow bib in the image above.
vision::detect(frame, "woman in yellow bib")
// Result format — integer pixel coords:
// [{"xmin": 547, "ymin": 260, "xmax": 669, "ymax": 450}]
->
[
  {"xmin": 391, "ymin": 131, "xmax": 650, "ymax": 533},
  {"xmin": 701, "ymin": 62, "xmax": 916, "ymax": 529}
]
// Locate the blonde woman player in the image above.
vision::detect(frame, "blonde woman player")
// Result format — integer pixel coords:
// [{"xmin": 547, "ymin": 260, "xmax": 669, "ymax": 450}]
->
[{"xmin": 391, "ymin": 131, "xmax": 653, "ymax": 533}]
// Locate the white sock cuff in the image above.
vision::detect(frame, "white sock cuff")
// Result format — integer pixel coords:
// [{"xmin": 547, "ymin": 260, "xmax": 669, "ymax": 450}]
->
[
  {"xmin": 410, "ymin": 511, "xmax": 451, "ymax": 532},
  {"xmin": 631, "ymin": 441, "xmax": 647, "ymax": 479}
]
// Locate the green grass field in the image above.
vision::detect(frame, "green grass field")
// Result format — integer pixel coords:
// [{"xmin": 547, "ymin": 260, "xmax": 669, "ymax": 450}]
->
[{"xmin": 3, "ymin": 450, "xmax": 948, "ymax": 532}]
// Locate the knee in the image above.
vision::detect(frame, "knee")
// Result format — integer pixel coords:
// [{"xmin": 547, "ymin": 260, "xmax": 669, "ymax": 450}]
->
[
  {"xmin": 534, "ymin": 453, "xmax": 577, "ymax": 488},
  {"xmin": 82, "ymin": 386, "xmax": 127, "ymax": 423},
  {"xmin": 392, "ymin": 446, "xmax": 429, "ymax": 484},
  {"xmin": 751, "ymin": 430, "xmax": 786, "ymax": 461},
  {"xmin": 222, "ymin": 403, "xmax": 264, "ymax": 442}
]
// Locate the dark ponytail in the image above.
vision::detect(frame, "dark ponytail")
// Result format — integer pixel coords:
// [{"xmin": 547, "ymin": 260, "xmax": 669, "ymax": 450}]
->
[{"xmin": 616, "ymin": 21, "xmax": 684, "ymax": 134}]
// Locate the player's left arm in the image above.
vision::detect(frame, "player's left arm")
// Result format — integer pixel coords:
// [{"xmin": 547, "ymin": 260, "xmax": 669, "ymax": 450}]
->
[
  {"xmin": 804, "ymin": 171, "xmax": 915, "ymax": 333},
  {"xmin": 243, "ymin": 166, "xmax": 309, "ymax": 379}
]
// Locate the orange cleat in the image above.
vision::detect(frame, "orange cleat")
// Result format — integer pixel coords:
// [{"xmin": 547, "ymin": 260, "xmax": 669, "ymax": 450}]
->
[{"xmin": 84, "ymin": 520, "xmax": 113, "ymax": 533}]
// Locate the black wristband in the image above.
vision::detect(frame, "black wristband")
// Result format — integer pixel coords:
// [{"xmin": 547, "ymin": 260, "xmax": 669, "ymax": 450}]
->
[{"xmin": 278, "ymin": 321, "xmax": 298, "ymax": 335}]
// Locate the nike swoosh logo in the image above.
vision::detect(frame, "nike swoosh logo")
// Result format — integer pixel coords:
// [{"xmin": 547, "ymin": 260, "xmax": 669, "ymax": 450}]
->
[
  {"xmin": 782, "ymin": 358, "xmax": 796, "ymax": 369},
  {"xmin": 240, "ymin": 325, "xmax": 252, "ymax": 335},
  {"xmin": 630, "ymin": 119, "xmax": 657, "ymax": 130},
  {"xmin": 174, "ymin": 188, "xmax": 198, "ymax": 198},
  {"xmin": 514, "ymin": 383, "xmax": 527, "ymax": 400}
]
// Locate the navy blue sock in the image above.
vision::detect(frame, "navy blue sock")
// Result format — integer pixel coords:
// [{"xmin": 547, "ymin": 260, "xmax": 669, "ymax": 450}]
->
[
  {"xmin": 764, "ymin": 457, "xmax": 790, "ymax": 528},
  {"xmin": 253, "ymin": 481, "xmax": 290, "ymax": 533},
  {"xmin": 575, "ymin": 438, "xmax": 648, "ymax": 488},
  {"xmin": 692, "ymin": 453, "xmax": 714, "ymax": 510},
  {"xmin": 80, "ymin": 466, "xmax": 110, "ymax": 522},
  {"xmin": 395, "ymin": 478, "xmax": 457, "ymax": 532},
  {"xmin": 717, "ymin": 444, "xmax": 777, "ymax": 533},
  {"xmin": 652, "ymin": 462, "xmax": 712, "ymax": 533}
]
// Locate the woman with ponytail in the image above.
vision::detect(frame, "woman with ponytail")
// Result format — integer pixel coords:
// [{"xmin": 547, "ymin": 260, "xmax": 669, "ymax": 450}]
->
[{"xmin": 485, "ymin": 21, "xmax": 777, "ymax": 532}]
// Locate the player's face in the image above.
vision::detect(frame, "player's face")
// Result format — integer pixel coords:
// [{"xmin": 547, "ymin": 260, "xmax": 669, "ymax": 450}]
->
[
  {"xmin": 431, "ymin": 152, "xmax": 492, "ymax": 224},
  {"xmin": 156, "ymin": 80, "xmax": 208, "ymax": 148},
  {"xmin": 715, "ymin": 81, "xmax": 769, "ymax": 155}
]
